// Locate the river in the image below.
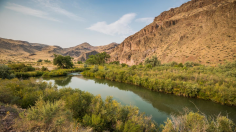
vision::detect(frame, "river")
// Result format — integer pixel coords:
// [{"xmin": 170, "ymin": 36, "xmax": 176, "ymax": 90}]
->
[{"xmin": 39, "ymin": 74, "xmax": 236, "ymax": 124}]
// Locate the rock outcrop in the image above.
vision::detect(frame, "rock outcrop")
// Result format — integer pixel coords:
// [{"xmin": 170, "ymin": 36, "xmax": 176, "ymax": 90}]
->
[{"xmin": 109, "ymin": 0, "xmax": 236, "ymax": 65}]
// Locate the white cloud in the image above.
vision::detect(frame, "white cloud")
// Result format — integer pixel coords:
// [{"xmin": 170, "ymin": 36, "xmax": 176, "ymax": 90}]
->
[
  {"xmin": 35, "ymin": 0, "xmax": 83, "ymax": 21},
  {"xmin": 88, "ymin": 13, "xmax": 136, "ymax": 36},
  {"xmin": 5, "ymin": 3, "xmax": 60, "ymax": 22},
  {"xmin": 135, "ymin": 17, "xmax": 154, "ymax": 24}
]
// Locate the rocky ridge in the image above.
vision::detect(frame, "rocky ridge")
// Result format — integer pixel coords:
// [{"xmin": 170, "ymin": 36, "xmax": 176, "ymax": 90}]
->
[{"xmin": 109, "ymin": 0, "xmax": 236, "ymax": 65}]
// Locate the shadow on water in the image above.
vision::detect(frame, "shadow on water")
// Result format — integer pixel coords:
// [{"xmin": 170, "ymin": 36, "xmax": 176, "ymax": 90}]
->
[{"xmin": 41, "ymin": 75, "xmax": 236, "ymax": 124}]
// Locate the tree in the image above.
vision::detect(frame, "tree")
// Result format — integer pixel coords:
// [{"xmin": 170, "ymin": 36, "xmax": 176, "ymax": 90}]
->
[
  {"xmin": 53, "ymin": 54, "xmax": 74, "ymax": 69},
  {"xmin": 144, "ymin": 56, "xmax": 161, "ymax": 67},
  {"xmin": 77, "ymin": 61, "xmax": 82, "ymax": 64},
  {"xmin": 86, "ymin": 52, "xmax": 110, "ymax": 65},
  {"xmin": 37, "ymin": 59, "xmax": 43, "ymax": 62},
  {"xmin": 0, "ymin": 64, "xmax": 11, "ymax": 79}
]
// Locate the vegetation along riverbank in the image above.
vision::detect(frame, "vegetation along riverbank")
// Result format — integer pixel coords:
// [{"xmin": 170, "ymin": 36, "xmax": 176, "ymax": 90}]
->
[{"xmin": 82, "ymin": 56, "xmax": 236, "ymax": 106}]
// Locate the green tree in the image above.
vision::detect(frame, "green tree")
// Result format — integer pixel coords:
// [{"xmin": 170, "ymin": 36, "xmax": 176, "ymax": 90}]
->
[
  {"xmin": 77, "ymin": 61, "xmax": 82, "ymax": 64},
  {"xmin": 53, "ymin": 54, "xmax": 74, "ymax": 69},
  {"xmin": 86, "ymin": 52, "xmax": 110, "ymax": 65},
  {"xmin": 144, "ymin": 56, "xmax": 161, "ymax": 67},
  {"xmin": 0, "ymin": 64, "xmax": 11, "ymax": 79}
]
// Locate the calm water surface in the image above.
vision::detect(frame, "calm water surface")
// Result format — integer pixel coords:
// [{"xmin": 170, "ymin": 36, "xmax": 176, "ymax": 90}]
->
[{"xmin": 39, "ymin": 74, "xmax": 236, "ymax": 124}]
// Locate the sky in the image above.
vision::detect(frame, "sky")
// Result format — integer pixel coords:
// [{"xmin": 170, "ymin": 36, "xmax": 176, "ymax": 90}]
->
[{"xmin": 0, "ymin": 0, "xmax": 189, "ymax": 48}]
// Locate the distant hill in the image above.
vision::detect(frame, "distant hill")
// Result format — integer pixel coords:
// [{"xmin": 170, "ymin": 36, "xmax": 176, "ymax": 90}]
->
[
  {"xmin": 109, "ymin": 0, "xmax": 236, "ymax": 65},
  {"xmin": 0, "ymin": 37, "xmax": 119, "ymax": 62}
]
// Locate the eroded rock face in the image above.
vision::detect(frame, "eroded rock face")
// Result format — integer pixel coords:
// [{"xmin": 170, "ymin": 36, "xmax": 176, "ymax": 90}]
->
[{"xmin": 109, "ymin": 0, "xmax": 236, "ymax": 65}]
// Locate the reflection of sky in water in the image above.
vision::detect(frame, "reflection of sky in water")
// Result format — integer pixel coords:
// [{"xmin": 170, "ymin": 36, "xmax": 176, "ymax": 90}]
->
[
  {"xmin": 41, "ymin": 75, "xmax": 236, "ymax": 124},
  {"xmin": 42, "ymin": 76, "xmax": 169, "ymax": 124}
]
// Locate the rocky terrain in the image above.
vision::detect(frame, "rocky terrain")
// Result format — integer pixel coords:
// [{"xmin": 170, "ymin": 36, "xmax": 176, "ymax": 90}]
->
[
  {"xmin": 109, "ymin": 0, "xmax": 236, "ymax": 65},
  {"xmin": 0, "ymin": 38, "xmax": 118, "ymax": 62}
]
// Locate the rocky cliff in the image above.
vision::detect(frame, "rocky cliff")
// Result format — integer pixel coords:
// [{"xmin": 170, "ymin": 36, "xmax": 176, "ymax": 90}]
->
[{"xmin": 109, "ymin": 0, "xmax": 236, "ymax": 65}]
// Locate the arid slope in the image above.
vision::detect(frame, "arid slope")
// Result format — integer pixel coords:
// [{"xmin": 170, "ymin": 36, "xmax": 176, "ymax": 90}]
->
[{"xmin": 109, "ymin": 0, "xmax": 236, "ymax": 65}]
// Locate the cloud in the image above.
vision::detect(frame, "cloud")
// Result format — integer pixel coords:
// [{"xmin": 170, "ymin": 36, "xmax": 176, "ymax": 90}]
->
[
  {"xmin": 5, "ymin": 3, "xmax": 60, "ymax": 22},
  {"xmin": 135, "ymin": 17, "xmax": 154, "ymax": 24},
  {"xmin": 88, "ymin": 13, "xmax": 136, "ymax": 36},
  {"xmin": 35, "ymin": 0, "xmax": 83, "ymax": 21}
]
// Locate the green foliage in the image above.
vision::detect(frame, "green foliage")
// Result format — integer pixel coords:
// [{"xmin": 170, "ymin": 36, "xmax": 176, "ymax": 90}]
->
[
  {"xmin": 162, "ymin": 111, "xmax": 235, "ymax": 132},
  {"xmin": 144, "ymin": 56, "xmax": 161, "ymax": 67},
  {"xmin": 44, "ymin": 59, "xmax": 51, "ymax": 63},
  {"xmin": 109, "ymin": 61, "xmax": 120, "ymax": 65},
  {"xmin": 91, "ymin": 65, "xmax": 99, "ymax": 73},
  {"xmin": 130, "ymin": 65, "xmax": 136, "ymax": 70},
  {"xmin": 41, "ymin": 66, "xmax": 48, "ymax": 71},
  {"xmin": 121, "ymin": 63, "xmax": 128, "ymax": 67},
  {"xmin": 86, "ymin": 52, "xmax": 110, "ymax": 65},
  {"xmin": 15, "ymin": 98, "xmax": 73, "ymax": 131},
  {"xmin": 37, "ymin": 59, "xmax": 43, "ymax": 62},
  {"xmin": 82, "ymin": 61, "xmax": 236, "ymax": 106},
  {"xmin": 15, "ymin": 71, "xmax": 44, "ymax": 78},
  {"xmin": 8, "ymin": 63, "xmax": 35, "ymax": 72},
  {"xmin": 53, "ymin": 54, "xmax": 74, "ymax": 69},
  {"xmin": 77, "ymin": 61, "xmax": 82, "ymax": 64},
  {"xmin": 0, "ymin": 79, "xmax": 158, "ymax": 131},
  {"xmin": 42, "ymin": 68, "xmax": 86, "ymax": 77},
  {"xmin": 0, "ymin": 64, "xmax": 12, "ymax": 79},
  {"xmin": 84, "ymin": 63, "xmax": 88, "ymax": 68}
]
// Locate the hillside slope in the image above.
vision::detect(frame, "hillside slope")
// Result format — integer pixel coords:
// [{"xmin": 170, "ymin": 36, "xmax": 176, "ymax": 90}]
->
[
  {"xmin": 0, "ymin": 38, "xmax": 119, "ymax": 62},
  {"xmin": 109, "ymin": 0, "xmax": 236, "ymax": 65}
]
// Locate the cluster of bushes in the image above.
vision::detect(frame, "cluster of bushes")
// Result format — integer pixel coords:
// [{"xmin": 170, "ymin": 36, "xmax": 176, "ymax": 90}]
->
[
  {"xmin": 162, "ymin": 111, "xmax": 235, "ymax": 132},
  {"xmin": 8, "ymin": 63, "xmax": 35, "ymax": 72},
  {"xmin": 42, "ymin": 68, "xmax": 90, "ymax": 77},
  {"xmin": 0, "ymin": 79, "xmax": 158, "ymax": 131},
  {"xmin": 0, "ymin": 64, "xmax": 14, "ymax": 79},
  {"xmin": 82, "ymin": 60, "xmax": 236, "ymax": 106}
]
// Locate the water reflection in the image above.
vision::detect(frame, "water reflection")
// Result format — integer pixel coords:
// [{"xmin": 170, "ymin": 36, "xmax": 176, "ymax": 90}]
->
[{"xmin": 41, "ymin": 75, "xmax": 236, "ymax": 124}]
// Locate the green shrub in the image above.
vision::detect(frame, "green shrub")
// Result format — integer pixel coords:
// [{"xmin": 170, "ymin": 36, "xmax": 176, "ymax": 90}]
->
[
  {"xmin": 14, "ymin": 98, "xmax": 73, "ymax": 131},
  {"xmin": 162, "ymin": 111, "xmax": 235, "ymax": 132},
  {"xmin": 37, "ymin": 59, "xmax": 43, "ymax": 62},
  {"xmin": 0, "ymin": 64, "xmax": 12, "ymax": 79},
  {"xmin": 8, "ymin": 63, "xmax": 35, "ymax": 72},
  {"xmin": 121, "ymin": 63, "xmax": 128, "ymax": 67}
]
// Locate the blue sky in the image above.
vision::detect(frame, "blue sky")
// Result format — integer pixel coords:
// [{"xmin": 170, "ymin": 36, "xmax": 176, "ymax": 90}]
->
[{"xmin": 0, "ymin": 0, "xmax": 189, "ymax": 48}]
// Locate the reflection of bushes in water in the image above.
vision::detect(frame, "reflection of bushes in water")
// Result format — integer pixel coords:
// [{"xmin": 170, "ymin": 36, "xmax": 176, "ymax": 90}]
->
[
  {"xmin": 0, "ymin": 78, "xmax": 158, "ymax": 131},
  {"xmin": 83, "ymin": 76, "xmax": 236, "ymax": 122},
  {"xmin": 81, "ymin": 61, "xmax": 236, "ymax": 106},
  {"xmin": 42, "ymin": 76, "xmax": 73, "ymax": 86},
  {"xmin": 54, "ymin": 76, "xmax": 72, "ymax": 86}
]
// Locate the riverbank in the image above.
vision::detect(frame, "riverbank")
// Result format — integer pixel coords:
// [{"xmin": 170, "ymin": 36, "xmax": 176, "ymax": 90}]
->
[
  {"xmin": 0, "ymin": 78, "xmax": 235, "ymax": 131},
  {"xmin": 81, "ymin": 62, "xmax": 236, "ymax": 106}
]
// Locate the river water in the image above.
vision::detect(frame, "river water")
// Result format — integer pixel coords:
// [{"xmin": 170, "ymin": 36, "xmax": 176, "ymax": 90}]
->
[{"xmin": 40, "ymin": 74, "xmax": 236, "ymax": 124}]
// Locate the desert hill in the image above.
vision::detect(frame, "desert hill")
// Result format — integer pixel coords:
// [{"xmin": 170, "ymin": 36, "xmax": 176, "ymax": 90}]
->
[
  {"xmin": 109, "ymin": 0, "xmax": 236, "ymax": 65},
  {"xmin": 0, "ymin": 38, "xmax": 119, "ymax": 62}
]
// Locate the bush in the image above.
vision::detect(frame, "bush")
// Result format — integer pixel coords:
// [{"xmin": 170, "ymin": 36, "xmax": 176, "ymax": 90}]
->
[
  {"xmin": 8, "ymin": 63, "xmax": 35, "ymax": 72},
  {"xmin": 37, "ymin": 59, "xmax": 43, "ymax": 62},
  {"xmin": 0, "ymin": 64, "xmax": 12, "ymax": 79},
  {"xmin": 44, "ymin": 59, "xmax": 51, "ymax": 63},
  {"xmin": 109, "ymin": 61, "xmax": 120, "ymax": 65},
  {"xmin": 162, "ymin": 111, "xmax": 235, "ymax": 132},
  {"xmin": 91, "ymin": 65, "xmax": 99, "ymax": 73},
  {"xmin": 121, "ymin": 63, "xmax": 128, "ymax": 67},
  {"xmin": 14, "ymin": 98, "xmax": 74, "ymax": 131},
  {"xmin": 41, "ymin": 66, "xmax": 48, "ymax": 71},
  {"xmin": 84, "ymin": 63, "xmax": 88, "ymax": 68},
  {"xmin": 77, "ymin": 61, "xmax": 82, "ymax": 64}
]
